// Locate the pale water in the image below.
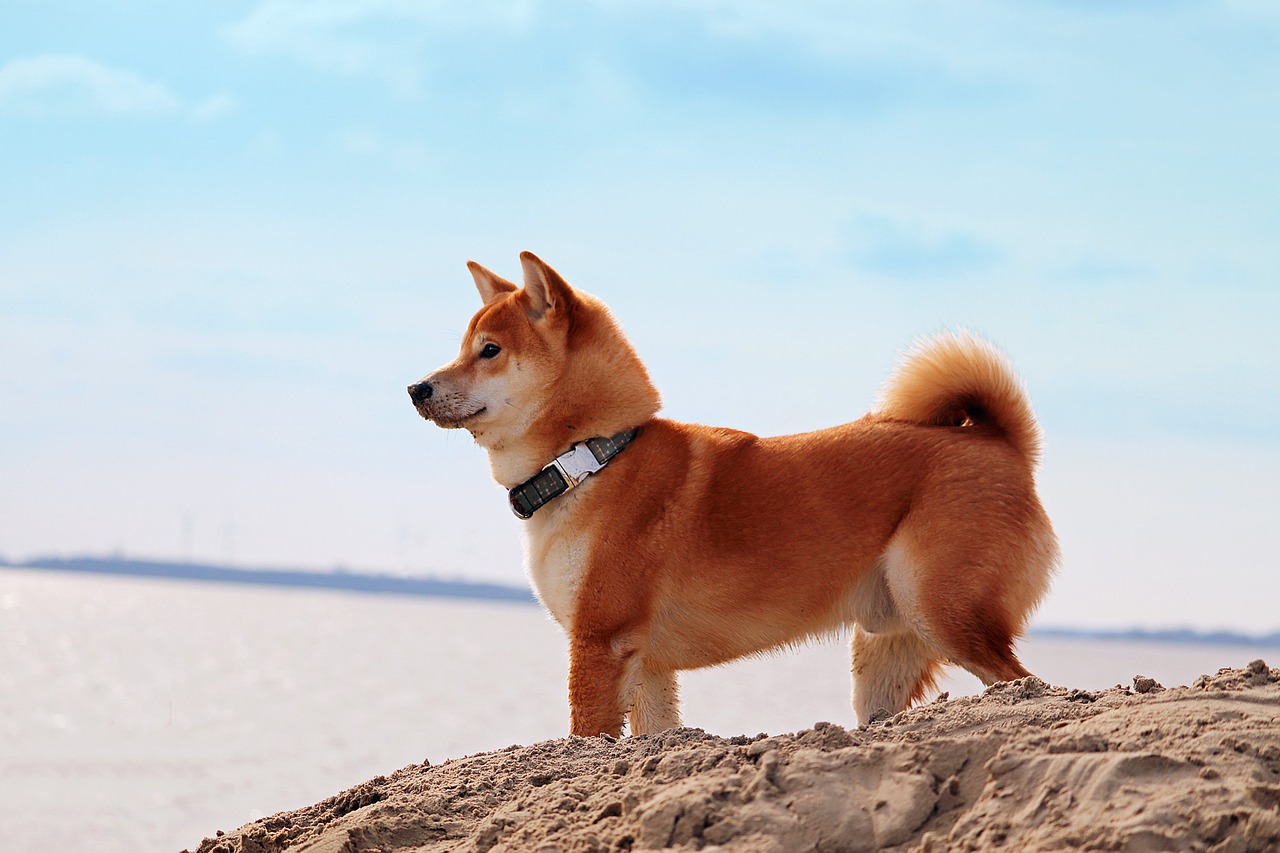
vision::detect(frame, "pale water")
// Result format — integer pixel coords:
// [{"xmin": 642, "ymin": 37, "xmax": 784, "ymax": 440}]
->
[{"xmin": 1, "ymin": 568, "xmax": 1274, "ymax": 853}]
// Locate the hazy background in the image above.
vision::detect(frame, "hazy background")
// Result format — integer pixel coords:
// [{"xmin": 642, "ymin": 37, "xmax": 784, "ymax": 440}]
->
[{"xmin": 3, "ymin": 1, "xmax": 1278, "ymax": 632}]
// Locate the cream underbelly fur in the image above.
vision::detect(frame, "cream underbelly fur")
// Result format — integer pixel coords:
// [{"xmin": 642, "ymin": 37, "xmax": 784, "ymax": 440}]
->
[{"xmin": 523, "ymin": 496, "xmax": 591, "ymax": 631}]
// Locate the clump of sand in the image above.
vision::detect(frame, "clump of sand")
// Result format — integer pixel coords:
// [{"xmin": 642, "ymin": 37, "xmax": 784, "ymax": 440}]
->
[{"xmin": 190, "ymin": 661, "xmax": 1280, "ymax": 852}]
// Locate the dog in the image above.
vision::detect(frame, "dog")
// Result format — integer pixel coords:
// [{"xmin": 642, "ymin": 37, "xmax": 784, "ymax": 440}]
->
[{"xmin": 409, "ymin": 252, "xmax": 1058, "ymax": 737}]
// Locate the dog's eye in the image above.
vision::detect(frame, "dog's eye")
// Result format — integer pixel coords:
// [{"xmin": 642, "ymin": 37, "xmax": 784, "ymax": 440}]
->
[{"xmin": 479, "ymin": 343, "xmax": 502, "ymax": 359}]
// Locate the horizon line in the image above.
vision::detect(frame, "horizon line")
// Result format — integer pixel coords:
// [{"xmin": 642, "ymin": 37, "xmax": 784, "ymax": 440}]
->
[{"xmin": 4, "ymin": 553, "xmax": 1278, "ymax": 647}]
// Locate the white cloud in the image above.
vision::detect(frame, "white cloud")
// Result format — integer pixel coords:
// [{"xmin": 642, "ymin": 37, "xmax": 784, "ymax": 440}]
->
[
  {"xmin": 0, "ymin": 54, "xmax": 238, "ymax": 121},
  {"xmin": 0, "ymin": 54, "xmax": 181, "ymax": 115},
  {"xmin": 222, "ymin": 0, "xmax": 537, "ymax": 95},
  {"xmin": 226, "ymin": 2, "xmax": 415, "ymax": 91}
]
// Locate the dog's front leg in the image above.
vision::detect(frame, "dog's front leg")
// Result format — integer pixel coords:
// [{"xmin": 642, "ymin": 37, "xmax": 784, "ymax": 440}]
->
[{"xmin": 567, "ymin": 633, "xmax": 630, "ymax": 737}]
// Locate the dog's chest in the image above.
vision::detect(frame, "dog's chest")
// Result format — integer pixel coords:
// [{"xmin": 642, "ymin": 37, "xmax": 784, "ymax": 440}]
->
[{"xmin": 522, "ymin": 506, "xmax": 590, "ymax": 630}]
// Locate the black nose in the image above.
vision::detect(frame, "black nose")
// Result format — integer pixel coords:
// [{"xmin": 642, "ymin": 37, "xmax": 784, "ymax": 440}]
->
[{"xmin": 408, "ymin": 381, "xmax": 434, "ymax": 404}]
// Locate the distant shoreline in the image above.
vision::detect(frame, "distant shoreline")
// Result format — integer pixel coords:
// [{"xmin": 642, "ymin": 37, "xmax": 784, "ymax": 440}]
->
[
  {"xmin": 0, "ymin": 555, "xmax": 535, "ymax": 604},
  {"xmin": 1029, "ymin": 625, "xmax": 1280, "ymax": 649},
  {"xmin": 3, "ymin": 556, "xmax": 1277, "ymax": 647}
]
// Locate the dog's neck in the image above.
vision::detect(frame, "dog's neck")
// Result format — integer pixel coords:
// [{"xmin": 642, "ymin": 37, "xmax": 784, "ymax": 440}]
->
[
  {"xmin": 480, "ymin": 437, "xmax": 565, "ymax": 491},
  {"xmin": 475, "ymin": 401, "xmax": 655, "ymax": 489},
  {"xmin": 473, "ymin": 372, "xmax": 659, "ymax": 490}
]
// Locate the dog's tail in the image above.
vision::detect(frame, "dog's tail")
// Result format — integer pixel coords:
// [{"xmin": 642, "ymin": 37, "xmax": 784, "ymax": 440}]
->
[{"xmin": 876, "ymin": 330, "xmax": 1042, "ymax": 464}]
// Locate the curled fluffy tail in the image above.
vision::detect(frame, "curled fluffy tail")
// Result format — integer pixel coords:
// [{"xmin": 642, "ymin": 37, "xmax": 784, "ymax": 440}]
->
[{"xmin": 876, "ymin": 330, "xmax": 1042, "ymax": 464}]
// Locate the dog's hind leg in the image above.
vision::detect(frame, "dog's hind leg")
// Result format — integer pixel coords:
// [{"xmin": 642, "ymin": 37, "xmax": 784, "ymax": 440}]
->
[
  {"xmin": 627, "ymin": 666, "xmax": 681, "ymax": 735},
  {"xmin": 942, "ymin": 606, "xmax": 1033, "ymax": 687},
  {"xmin": 882, "ymin": 526, "xmax": 1048, "ymax": 690},
  {"xmin": 851, "ymin": 626, "xmax": 941, "ymax": 724}
]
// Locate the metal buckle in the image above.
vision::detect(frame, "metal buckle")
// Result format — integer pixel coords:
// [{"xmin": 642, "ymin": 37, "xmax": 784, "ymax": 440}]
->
[{"xmin": 550, "ymin": 442, "xmax": 603, "ymax": 487}]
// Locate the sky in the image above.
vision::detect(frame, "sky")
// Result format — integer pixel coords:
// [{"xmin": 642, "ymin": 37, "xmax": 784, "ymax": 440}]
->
[{"xmin": 1, "ymin": 1, "xmax": 1278, "ymax": 632}]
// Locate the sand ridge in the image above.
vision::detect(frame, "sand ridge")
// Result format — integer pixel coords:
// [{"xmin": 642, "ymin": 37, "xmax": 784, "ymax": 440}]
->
[{"xmin": 189, "ymin": 661, "xmax": 1280, "ymax": 852}]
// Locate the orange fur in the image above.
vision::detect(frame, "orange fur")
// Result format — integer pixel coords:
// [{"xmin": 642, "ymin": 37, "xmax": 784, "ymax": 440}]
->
[{"xmin": 410, "ymin": 253, "xmax": 1059, "ymax": 736}]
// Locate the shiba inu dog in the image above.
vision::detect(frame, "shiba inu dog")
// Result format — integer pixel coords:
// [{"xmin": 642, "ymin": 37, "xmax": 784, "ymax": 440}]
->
[{"xmin": 408, "ymin": 252, "xmax": 1058, "ymax": 737}]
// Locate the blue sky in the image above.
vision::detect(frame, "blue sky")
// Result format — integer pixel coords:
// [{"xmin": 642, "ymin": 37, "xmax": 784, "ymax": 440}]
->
[{"xmin": 2, "ymin": 1, "xmax": 1278, "ymax": 631}]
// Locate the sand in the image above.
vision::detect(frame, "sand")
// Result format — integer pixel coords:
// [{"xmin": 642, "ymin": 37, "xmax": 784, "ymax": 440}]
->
[{"xmin": 188, "ymin": 661, "xmax": 1280, "ymax": 852}]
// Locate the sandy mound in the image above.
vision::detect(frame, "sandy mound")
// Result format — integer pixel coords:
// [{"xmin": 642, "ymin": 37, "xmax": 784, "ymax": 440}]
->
[{"xmin": 189, "ymin": 662, "xmax": 1280, "ymax": 852}]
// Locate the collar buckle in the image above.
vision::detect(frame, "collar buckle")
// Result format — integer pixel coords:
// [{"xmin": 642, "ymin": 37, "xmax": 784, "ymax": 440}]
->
[
  {"xmin": 508, "ymin": 428, "xmax": 638, "ymax": 519},
  {"xmin": 550, "ymin": 442, "xmax": 604, "ymax": 487}
]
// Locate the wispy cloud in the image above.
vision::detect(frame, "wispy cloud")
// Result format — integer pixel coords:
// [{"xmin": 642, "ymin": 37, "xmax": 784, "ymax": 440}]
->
[
  {"xmin": 0, "ymin": 54, "xmax": 180, "ymax": 115},
  {"xmin": 220, "ymin": 0, "xmax": 1000, "ymax": 119},
  {"xmin": 609, "ymin": 22, "xmax": 990, "ymax": 119},
  {"xmin": 0, "ymin": 54, "xmax": 237, "ymax": 121},
  {"xmin": 224, "ymin": 3, "xmax": 419, "ymax": 95},
  {"xmin": 222, "ymin": 0, "xmax": 535, "ymax": 96}
]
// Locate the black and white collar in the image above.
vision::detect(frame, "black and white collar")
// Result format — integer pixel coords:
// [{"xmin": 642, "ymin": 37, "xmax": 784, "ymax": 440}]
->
[{"xmin": 508, "ymin": 428, "xmax": 638, "ymax": 519}]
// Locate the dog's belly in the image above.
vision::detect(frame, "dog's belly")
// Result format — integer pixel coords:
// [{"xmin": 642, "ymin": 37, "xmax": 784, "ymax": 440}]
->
[
  {"xmin": 644, "ymin": 587, "xmax": 860, "ymax": 670},
  {"xmin": 646, "ymin": 602, "xmax": 842, "ymax": 670},
  {"xmin": 641, "ymin": 551, "xmax": 902, "ymax": 670}
]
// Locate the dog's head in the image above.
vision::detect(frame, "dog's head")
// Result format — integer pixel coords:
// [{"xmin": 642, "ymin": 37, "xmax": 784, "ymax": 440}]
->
[{"xmin": 408, "ymin": 252, "xmax": 659, "ymax": 461}]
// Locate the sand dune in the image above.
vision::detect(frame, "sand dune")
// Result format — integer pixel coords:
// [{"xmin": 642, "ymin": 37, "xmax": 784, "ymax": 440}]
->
[{"xmin": 188, "ymin": 661, "xmax": 1280, "ymax": 852}]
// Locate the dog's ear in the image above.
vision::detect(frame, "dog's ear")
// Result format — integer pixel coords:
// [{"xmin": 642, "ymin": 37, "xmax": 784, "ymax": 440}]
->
[
  {"xmin": 519, "ymin": 251, "xmax": 575, "ymax": 321},
  {"xmin": 467, "ymin": 261, "xmax": 518, "ymax": 305}
]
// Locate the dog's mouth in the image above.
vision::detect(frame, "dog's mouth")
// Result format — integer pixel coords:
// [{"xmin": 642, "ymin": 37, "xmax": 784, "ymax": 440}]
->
[{"xmin": 420, "ymin": 404, "xmax": 487, "ymax": 428}]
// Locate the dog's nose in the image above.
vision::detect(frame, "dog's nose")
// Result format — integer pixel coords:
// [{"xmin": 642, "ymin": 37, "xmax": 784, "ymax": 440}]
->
[{"xmin": 408, "ymin": 381, "xmax": 434, "ymax": 404}]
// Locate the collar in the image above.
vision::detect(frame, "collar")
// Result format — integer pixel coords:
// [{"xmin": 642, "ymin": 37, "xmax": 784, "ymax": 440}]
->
[{"xmin": 508, "ymin": 428, "xmax": 638, "ymax": 519}]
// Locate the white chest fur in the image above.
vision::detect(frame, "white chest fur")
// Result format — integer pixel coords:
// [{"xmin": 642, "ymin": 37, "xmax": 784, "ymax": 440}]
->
[{"xmin": 521, "ymin": 499, "xmax": 590, "ymax": 631}]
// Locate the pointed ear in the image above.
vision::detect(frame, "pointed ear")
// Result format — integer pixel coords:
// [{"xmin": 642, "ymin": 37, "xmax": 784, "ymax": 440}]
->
[
  {"xmin": 519, "ymin": 251, "xmax": 575, "ymax": 321},
  {"xmin": 467, "ymin": 260, "xmax": 518, "ymax": 305}
]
